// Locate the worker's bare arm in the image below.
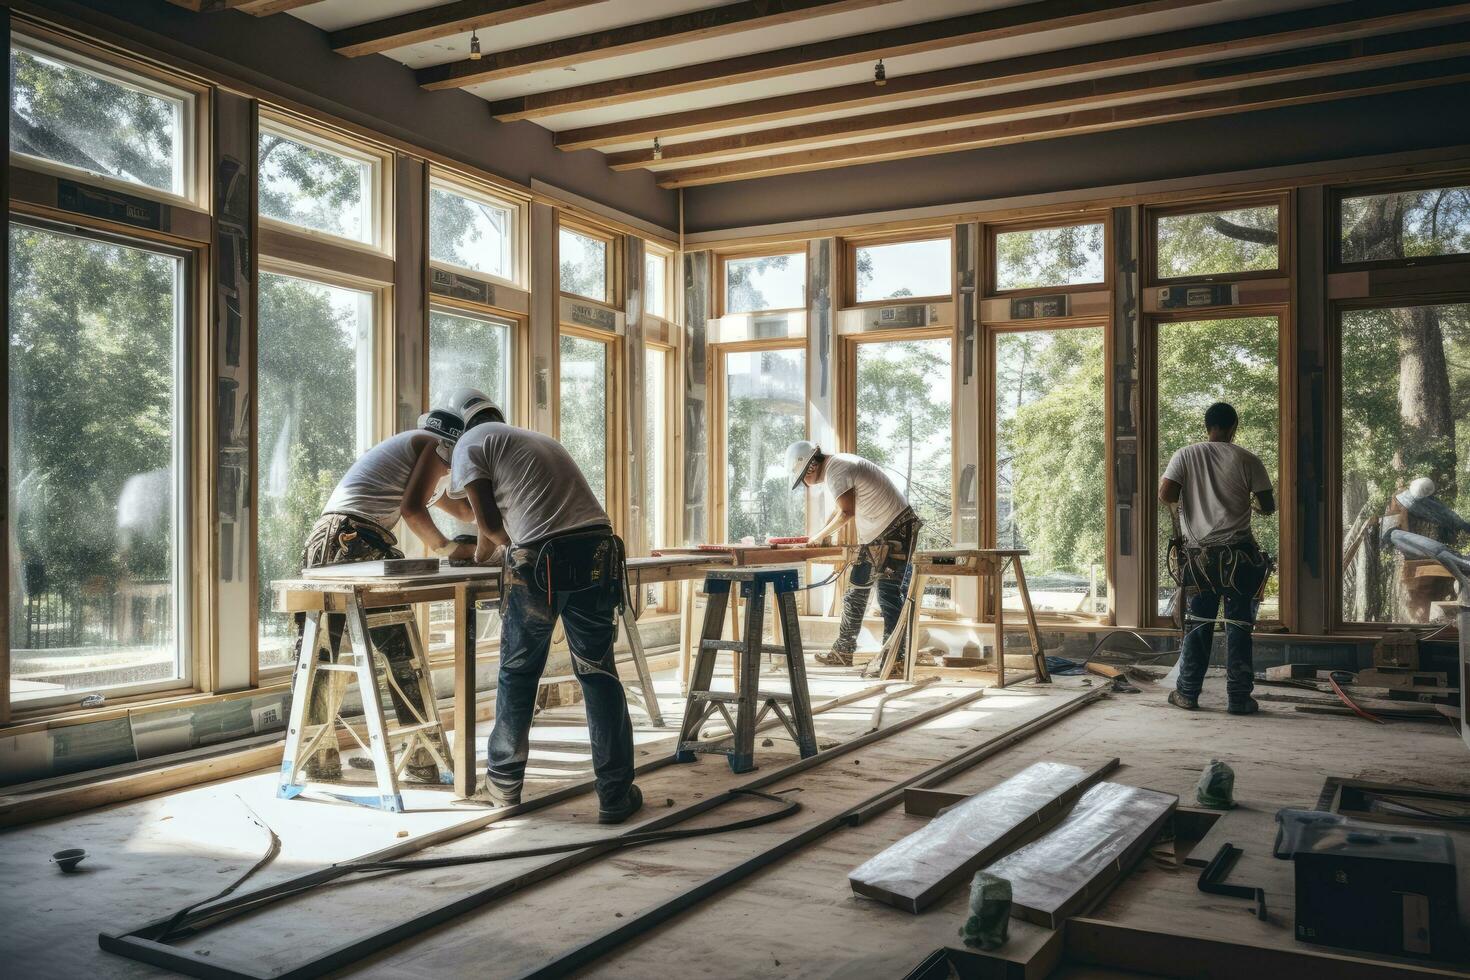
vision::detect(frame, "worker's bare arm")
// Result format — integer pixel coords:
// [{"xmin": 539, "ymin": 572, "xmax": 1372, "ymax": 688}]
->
[
  {"xmin": 465, "ymin": 478, "xmax": 510, "ymax": 563},
  {"xmin": 1255, "ymin": 490, "xmax": 1276, "ymax": 516},
  {"xmin": 401, "ymin": 440, "xmax": 472, "ymax": 559},
  {"xmin": 435, "ymin": 491, "xmax": 475, "ymax": 524},
  {"xmin": 1158, "ymin": 477, "xmax": 1181, "ymax": 505},
  {"xmin": 811, "ymin": 489, "xmax": 857, "ymax": 545}
]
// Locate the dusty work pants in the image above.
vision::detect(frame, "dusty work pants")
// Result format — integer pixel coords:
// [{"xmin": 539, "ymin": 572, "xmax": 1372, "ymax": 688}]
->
[
  {"xmin": 831, "ymin": 509, "xmax": 921, "ymax": 659},
  {"xmin": 1175, "ymin": 537, "xmax": 1268, "ymax": 707},
  {"xmin": 487, "ymin": 580, "xmax": 635, "ymax": 808}
]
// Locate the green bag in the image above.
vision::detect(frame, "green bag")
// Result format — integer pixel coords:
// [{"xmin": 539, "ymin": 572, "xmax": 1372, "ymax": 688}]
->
[
  {"xmin": 959, "ymin": 871, "xmax": 1011, "ymax": 950},
  {"xmin": 1196, "ymin": 758, "xmax": 1236, "ymax": 809}
]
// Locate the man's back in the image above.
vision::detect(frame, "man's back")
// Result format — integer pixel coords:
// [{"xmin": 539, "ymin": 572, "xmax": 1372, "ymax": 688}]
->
[
  {"xmin": 1163, "ymin": 441, "xmax": 1272, "ymax": 547},
  {"xmin": 450, "ymin": 422, "xmax": 608, "ymax": 545}
]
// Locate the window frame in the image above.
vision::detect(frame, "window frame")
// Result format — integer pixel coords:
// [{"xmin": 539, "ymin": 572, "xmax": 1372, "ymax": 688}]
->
[
  {"xmin": 426, "ymin": 302, "xmax": 520, "ymax": 425},
  {"xmin": 1144, "ymin": 193, "xmax": 1290, "ymax": 287},
  {"xmin": 643, "ymin": 243, "xmax": 674, "ymax": 321},
  {"xmin": 984, "ymin": 216, "xmax": 1110, "ymax": 299},
  {"xmin": 8, "ymin": 29, "xmax": 209, "ymax": 210},
  {"xmin": 717, "ymin": 247, "xmax": 809, "ymax": 318},
  {"xmin": 257, "ymin": 110, "xmax": 393, "ymax": 255},
  {"xmin": 555, "ymin": 325, "xmax": 623, "ymax": 521},
  {"xmin": 1330, "ymin": 176, "xmax": 1470, "ymax": 273},
  {"xmin": 844, "ymin": 229, "xmax": 955, "ymax": 309},
  {"xmin": 557, "ymin": 218, "xmax": 619, "ymax": 307},
  {"xmin": 427, "ymin": 169, "xmax": 527, "ymax": 289}
]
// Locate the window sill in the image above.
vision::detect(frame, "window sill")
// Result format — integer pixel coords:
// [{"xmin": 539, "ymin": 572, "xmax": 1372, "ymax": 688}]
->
[{"xmin": 3, "ymin": 681, "xmax": 290, "ymax": 738}]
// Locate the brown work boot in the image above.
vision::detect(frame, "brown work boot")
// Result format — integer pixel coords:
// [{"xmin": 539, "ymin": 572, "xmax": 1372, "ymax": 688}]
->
[
  {"xmin": 302, "ymin": 748, "xmax": 342, "ymax": 780},
  {"xmin": 815, "ymin": 648, "xmax": 854, "ymax": 667},
  {"xmin": 1168, "ymin": 690, "xmax": 1199, "ymax": 711}
]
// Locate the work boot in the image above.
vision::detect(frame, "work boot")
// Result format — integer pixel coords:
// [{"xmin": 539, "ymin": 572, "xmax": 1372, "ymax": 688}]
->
[
  {"xmin": 1227, "ymin": 697, "xmax": 1260, "ymax": 716},
  {"xmin": 1167, "ymin": 690, "xmax": 1198, "ymax": 711},
  {"xmin": 302, "ymin": 748, "xmax": 342, "ymax": 780},
  {"xmin": 471, "ymin": 778, "xmax": 522, "ymax": 808},
  {"xmin": 406, "ymin": 762, "xmax": 444, "ymax": 784},
  {"xmin": 598, "ymin": 784, "xmax": 644, "ymax": 825},
  {"xmin": 815, "ymin": 648, "xmax": 853, "ymax": 667}
]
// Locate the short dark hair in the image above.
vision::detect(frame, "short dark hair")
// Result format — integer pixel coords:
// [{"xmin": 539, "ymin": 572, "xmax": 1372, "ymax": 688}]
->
[{"xmin": 1204, "ymin": 402, "xmax": 1238, "ymax": 432}]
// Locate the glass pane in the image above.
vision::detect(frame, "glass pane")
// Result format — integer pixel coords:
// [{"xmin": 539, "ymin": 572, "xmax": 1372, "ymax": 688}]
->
[
  {"xmin": 1155, "ymin": 205, "xmax": 1279, "ymax": 279},
  {"xmin": 257, "ymin": 273, "xmax": 374, "ymax": 669},
  {"xmin": 725, "ymin": 253, "xmax": 805, "ymax": 314},
  {"xmin": 1155, "ymin": 317, "xmax": 1280, "ymax": 621},
  {"xmin": 1340, "ymin": 304, "xmax": 1470, "ymax": 624},
  {"xmin": 1340, "ymin": 186, "xmax": 1470, "ymax": 264},
  {"xmin": 258, "ymin": 126, "xmax": 373, "ymax": 243},
  {"xmin": 994, "ymin": 223, "xmax": 1103, "ymax": 291},
  {"xmin": 855, "ymin": 238, "xmax": 951, "ymax": 302},
  {"xmin": 645, "ymin": 251, "xmax": 667, "ymax": 318},
  {"xmin": 995, "ymin": 328, "xmax": 1107, "ymax": 615},
  {"xmin": 559, "ymin": 334, "xmax": 608, "ymax": 505},
  {"xmin": 9, "ymin": 224, "xmax": 182, "ymax": 704},
  {"xmin": 429, "ymin": 309, "xmax": 511, "ymax": 416},
  {"xmin": 429, "ymin": 182, "xmax": 513, "ymax": 279},
  {"xmin": 559, "ymin": 228, "xmax": 607, "ymax": 300},
  {"xmin": 10, "ymin": 43, "xmax": 184, "ymax": 195},
  {"xmin": 725, "ymin": 347, "xmax": 805, "ymax": 540},
  {"xmin": 643, "ymin": 347, "xmax": 669, "ymax": 608}
]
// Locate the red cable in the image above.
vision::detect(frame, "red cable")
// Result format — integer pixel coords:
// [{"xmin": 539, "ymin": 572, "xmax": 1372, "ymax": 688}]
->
[{"xmin": 1328, "ymin": 674, "xmax": 1386, "ymax": 725}]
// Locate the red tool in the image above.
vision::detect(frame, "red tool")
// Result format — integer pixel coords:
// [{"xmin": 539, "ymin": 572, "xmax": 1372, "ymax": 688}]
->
[{"xmin": 766, "ymin": 535, "xmax": 809, "ymax": 545}]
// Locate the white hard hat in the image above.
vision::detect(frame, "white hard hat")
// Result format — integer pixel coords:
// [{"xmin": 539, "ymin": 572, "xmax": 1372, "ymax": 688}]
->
[
  {"xmin": 417, "ymin": 408, "xmax": 465, "ymax": 444},
  {"xmin": 786, "ymin": 440, "xmax": 820, "ymax": 490},
  {"xmin": 1408, "ymin": 476, "xmax": 1437, "ymax": 499},
  {"xmin": 442, "ymin": 387, "xmax": 504, "ymax": 430}
]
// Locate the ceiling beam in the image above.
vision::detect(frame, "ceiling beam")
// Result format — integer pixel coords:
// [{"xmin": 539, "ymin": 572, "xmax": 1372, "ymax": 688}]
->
[
  {"xmin": 483, "ymin": 0, "xmax": 1221, "ymax": 119},
  {"xmin": 606, "ymin": 23, "xmax": 1470, "ymax": 170},
  {"xmin": 555, "ymin": 0, "xmax": 1470, "ymax": 151},
  {"xmin": 165, "ymin": 0, "xmax": 324, "ymax": 12},
  {"xmin": 413, "ymin": 0, "xmax": 901, "ymax": 86},
  {"xmin": 328, "ymin": 1, "xmax": 607, "ymax": 59},
  {"xmin": 652, "ymin": 57, "xmax": 1470, "ymax": 187}
]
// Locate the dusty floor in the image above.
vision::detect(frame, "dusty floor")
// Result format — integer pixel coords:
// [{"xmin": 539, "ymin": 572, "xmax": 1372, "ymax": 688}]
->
[{"xmin": 1, "ymin": 661, "xmax": 1466, "ymax": 979}]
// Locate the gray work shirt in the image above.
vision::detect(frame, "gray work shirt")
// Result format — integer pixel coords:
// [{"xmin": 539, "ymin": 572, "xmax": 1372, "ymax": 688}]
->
[
  {"xmin": 449, "ymin": 422, "xmax": 609, "ymax": 546},
  {"xmin": 1162, "ymin": 441, "xmax": 1272, "ymax": 547}
]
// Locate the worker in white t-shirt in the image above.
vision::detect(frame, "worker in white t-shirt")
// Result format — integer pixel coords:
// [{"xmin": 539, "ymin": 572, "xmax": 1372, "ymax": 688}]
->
[
  {"xmin": 786, "ymin": 441, "xmax": 922, "ymax": 668},
  {"xmin": 1159, "ymin": 401, "xmax": 1275, "ymax": 716}
]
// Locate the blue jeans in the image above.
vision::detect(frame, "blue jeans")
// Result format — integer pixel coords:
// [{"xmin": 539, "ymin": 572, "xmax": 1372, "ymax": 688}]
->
[
  {"xmin": 488, "ymin": 582, "xmax": 635, "ymax": 807},
  {"xmin": 1177, "ymin": 589, "xmax": 1257, "ymax": 703}
]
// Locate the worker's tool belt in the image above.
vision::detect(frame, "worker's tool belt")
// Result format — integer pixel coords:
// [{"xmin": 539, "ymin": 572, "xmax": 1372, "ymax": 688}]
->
[
  {"xmin": 505, "ymin": 526, "xmax": 624, "ymax": 611},
  {"xmin": 302, "ymin": 513, "xmax": 402, "ymax": 568},
  {"xmin": 1180, "ymin": 535, "xmax": 1269, "ymax": 600},
  {"xmin": 859, "ymin": 507, "xmax": 923, "ymax": 580}
]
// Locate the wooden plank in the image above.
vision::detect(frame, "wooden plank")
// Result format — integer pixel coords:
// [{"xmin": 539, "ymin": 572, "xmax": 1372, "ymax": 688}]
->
[
  {"xmin": 415, "ymin": 0, "xmax": 898, "ymax": 86},
  {"xmin": 329, "ymin": 0, "xmax": 605, "ymax": 58},
  {"xmin": 655, "ymin": 57, "xmax": 1470, "ymax": 187},
  {"xmin": 555, "ymin": 0, "xmax": 1470, "ymax": 149},
  {"xmin": 300, "ymin": 558, "xmax": 441, "ymax": 579},
  {"xmin": 605, "ymin": 24, "xmax": 1470, "ymax": 170},
  {"xmin": 902, "ymin": 787, "xmax": 969, "ymax": 818},
  {"xmin": 453, "ymin": 584, "xmax": 478, "ymax": 799},
  {"xmin": 485, "ymin": 0, "xmax": 1221, "ymax": 119}
]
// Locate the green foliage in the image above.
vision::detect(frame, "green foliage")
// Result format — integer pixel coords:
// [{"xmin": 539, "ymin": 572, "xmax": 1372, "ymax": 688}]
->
[
  {"xmin": 258, "ymin": 132, "xmax": 368, "ymax": 240},
  {"xmin": 558, "ymin": 334, "xmax": 608, "ymax": 505},
  {"xmin": 559, "ymin": 229, "xmax": 608, "ymax": 300},
  {"xmin": 994, "ymin": 224, "xmax": 1103, "ymax": 291},
  {"xmin": 725, "ymin": 253, "xmax": 801, "ymax": 314},
  {"xmin": 725, "ymin": 349, "xmax": 805, "ymax": 540},
  {"xmin": 1156, "ymin": 206, "xmax": 1278, "ymax": 279},
  {"xmin": 1341, "ymin": 187, "xmax": 1470, "ymax": 262},
  {"xmin": 429, "ymin": 186, "xmax": 510, "ymax": 277}
]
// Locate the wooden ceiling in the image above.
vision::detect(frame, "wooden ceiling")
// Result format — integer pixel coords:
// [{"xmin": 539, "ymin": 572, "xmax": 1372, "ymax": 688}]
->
[{"xmin": 180, "ymin": 0, "xmax": 1470, "ymax": 188}]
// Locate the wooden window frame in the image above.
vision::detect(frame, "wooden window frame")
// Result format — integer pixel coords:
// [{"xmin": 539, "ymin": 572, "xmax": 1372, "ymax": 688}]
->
[
  {"xmin": 984, "ymin": 215, "xmax": 1111, "ymax": 299},
  {"xmin": 1144, "ymin": 192, "xmax": 1290, "ymax": 287},
  {"xmin": 844, "ymin": 229, "xmax": 955, "ymax": 309},
  {"xmin": 427, "ymin": 168, "xmax": 528, "ymax": 290},
  {"xmin": 643, "ymin": 242, "xmax": 675, "ymax": 321},
  {"xmin": 1329, "ymin": 175, "xmax": 1470, "ymax": 273},
  {"xmin": 716, "ymin": 246, "xmax": 809, "ymax": 319},
  {"xmin": 426, "ymin": 302, "xmax": 525, "ymax": 426},
  {"xmin": 643, "ymin": 339, "xmax": 679, "ymax": 613},
  {"xmin": 555, "ymin": 325, "xmax": 625, "ymax": 531},
  {"xmin": 557, "ymin": 218, "xmax": 620, "ymax": 307}
]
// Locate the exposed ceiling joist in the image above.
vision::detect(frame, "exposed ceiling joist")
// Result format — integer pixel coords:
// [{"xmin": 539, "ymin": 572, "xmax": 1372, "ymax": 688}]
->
[
  {"xmin": 414, "ymin": 0, "xmax": 902, "ymax": 87},
  {"xmin": 653, "ymin": 57, "xmax": 1470, "ymax": 187},
  {"xmin": 328, "ymin": 1, "xmax": 607, "ymax": 58},
  {"xmin": 484, "ymin": 0, "xmax": 1221, "ymax": 120},
  {"xmin": 555, "ymin": 0, "xmax": 1470, "ymax": 151},
  {"xmin": 166, "ymin": 0, "xmax": 324, "ymax": 12},
  {"xmin": 605, "ymin": 23, "xmax": 1470, "ymax": 170}
]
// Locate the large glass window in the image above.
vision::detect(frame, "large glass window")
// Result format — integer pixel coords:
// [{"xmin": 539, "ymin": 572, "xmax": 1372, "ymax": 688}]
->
[
  {"xmin": 1340, "ymin": 303, "xmax": 1470, "ymax": 624},
  {"xmin": 257, "ymin": 273, "xmax": 375, "ymax": 668},
  {"xmin": 429, "ymin": 309, "xmax": 512, "ymax": 414},
  {"xmin": 558, "ymin": 334, "xmax": 609, "ymax": 506},
  {"xmin": 9, "ymin": 39, "xmax": 189, "ymax": 197},
  {"xmin": 9, "ymin": 223, "xmax": 184, "ymax": 705},
  {"xmin": 993, "ymin": 223, "xmax": 1104, "ymax": 292},
  {"xmin": 1154, "ymin": 316, "xmax": 1280, "ymax": 621},
  {"xmin": 724, "ymin": 252, "xmax": 805, "ymax": 314},
  {"xmin": 1339, "ymin": 186, "xmax": 1470, "ymax": 265},
  {"xmin": 429, "ymin": 178, "xmax": 515, "ymax": 282},
  {"xmin": 995, "ymin": 327, "xmax": 1107, "ymax": 615},
  {"xmin": 724, "ymin": 347, "xmax": 805, "ymax": 540},
  {"xmin": 645, "ymin": 249, "xmax": 669, "ymax": 319},
  {"xmin": 1154, "ymin": 204, "xmax": 1280, "ymax": 280},
  {"xmin": 644, "ymin": 346, "xmax": 669, "ymax": 554},
  {"xmin": 258, "ymin": 121, "xmax": 376, "ymax": 245},
  {"xmin": 559, "ymin": 227, "xmax": 609, "ymax": 302},
  {"xmin": 854, "ymin": 238, "xmax": 952, "ymax": 303}
]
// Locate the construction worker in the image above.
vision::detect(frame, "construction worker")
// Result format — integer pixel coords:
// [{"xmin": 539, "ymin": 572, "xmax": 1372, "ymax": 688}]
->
[
  {"xmin": 1159, "ymin": 401, "xmax": 1275, "ymax": 715},
  {"xmin": 786, "ymin": 441, "xmax": 922, "ymax": 668},
  {"xmin": 450, "ymin": 409, "xmax": 642, "ymax": 825},
  {"xmin": 296, "ymin": 388, "xmax": 489, "ymax": 781}
]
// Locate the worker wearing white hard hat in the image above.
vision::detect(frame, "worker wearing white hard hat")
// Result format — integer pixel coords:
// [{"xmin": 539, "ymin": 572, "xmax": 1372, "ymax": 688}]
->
[{"xmin": 789, "ymin": 441, "xmax": 922, "ymax": 668}]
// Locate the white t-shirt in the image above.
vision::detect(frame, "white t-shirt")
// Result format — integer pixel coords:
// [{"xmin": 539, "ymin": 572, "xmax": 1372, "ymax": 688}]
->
[
  {"xmin": 823, "ymin": 453, "xmax": 909, "ymax": 543},
  {"xmin": 449, "ymin": 422, "xmax": 609, "ymax": 545},
  {"xmin": 1162, "ymin": 441, "xmax": 1273, "ymax": 547},
  {"xmin": 325, "ymin": 430, "xmax": 442, "ymax": 530}
]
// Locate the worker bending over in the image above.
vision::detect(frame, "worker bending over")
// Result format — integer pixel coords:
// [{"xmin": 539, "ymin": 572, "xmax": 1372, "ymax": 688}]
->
[
  {"xmin": 296, "ymin": 388, "xmax": 488, "ymax": 781},
  {"xmin": 1159, "ymin": 401, "xmax": 1275, "ymax": 715},
  {"xmin": 450, "ymin": 410, "xmax": 642, "ymax": 824},
  {"xmin": 786, "ymin": 441, "xmax": 922, "ymax": 668}
]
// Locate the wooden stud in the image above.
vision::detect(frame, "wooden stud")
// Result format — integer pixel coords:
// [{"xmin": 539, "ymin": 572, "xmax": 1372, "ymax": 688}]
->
[
  {"xmin": 452, "ymin": 584, "xmax": 478, "ymax": 798},
  {"xmin": 329, "ymin": 1, "xmax": 604, "ymax": 58}
]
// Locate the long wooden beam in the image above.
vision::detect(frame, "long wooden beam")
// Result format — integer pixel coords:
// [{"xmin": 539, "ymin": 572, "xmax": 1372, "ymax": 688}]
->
[
  {"xmin": 653, "ymin": 57, "xmax": 1470, "ymax": 187},
  {"xmin": 484, "ymin": 0, "xmax": 1221, "ymax": 119},
  {"xmin": 554, "ymin": 0, "xmax": 1470, "ymax": 151},
  {"xmin": 606, "ymin": 23, "xmax": 1470, "ymax": 171},
  {"xmin": 413, "ymin": 0, "xmax": 900, "ymax": 85},
  {"xmin": 166, "ymin": 0, "xmax": 323, "ymax": 11},
  {"xmin": 327, "ymin": 0, "xmax": 607, "ymax": 59}
]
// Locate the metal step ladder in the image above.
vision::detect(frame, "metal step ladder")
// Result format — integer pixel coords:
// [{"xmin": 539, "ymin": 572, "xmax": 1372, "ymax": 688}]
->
[{"xmin": 674, "ymin": 568, "xmax": 817, "ymax": 773}]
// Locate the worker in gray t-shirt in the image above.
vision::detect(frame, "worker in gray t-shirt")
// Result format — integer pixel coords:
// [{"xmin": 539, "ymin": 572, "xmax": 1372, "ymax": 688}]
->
[{"xmin": 1158, "ymin": 401, "xmax": 1276, "ymax": 716}]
